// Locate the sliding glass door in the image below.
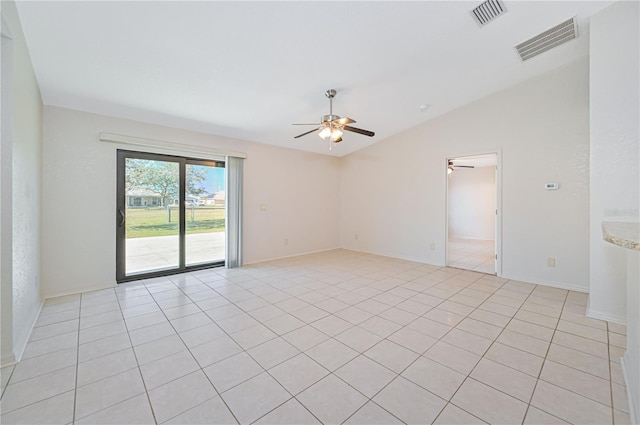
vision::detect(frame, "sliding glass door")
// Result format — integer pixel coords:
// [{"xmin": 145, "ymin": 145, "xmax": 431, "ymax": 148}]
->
[{"xmin": 116, "ymin": 150, "xmax": 225, "ymax": 282}]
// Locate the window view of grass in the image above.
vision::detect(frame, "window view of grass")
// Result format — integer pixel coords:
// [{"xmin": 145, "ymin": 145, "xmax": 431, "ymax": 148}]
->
[{"xmin": 126, "ymin": 206, "xmax": 225, "ymax": 238}]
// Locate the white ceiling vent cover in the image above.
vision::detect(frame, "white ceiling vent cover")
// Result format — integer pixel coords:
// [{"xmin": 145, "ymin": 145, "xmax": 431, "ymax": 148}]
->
[
  {"xmin": 471, "ymin": 0, "xmax": 507, "ymax": 27},
  {"xmin": 516, "ymin": 17, "xmax": 578, "ymax": 61}
]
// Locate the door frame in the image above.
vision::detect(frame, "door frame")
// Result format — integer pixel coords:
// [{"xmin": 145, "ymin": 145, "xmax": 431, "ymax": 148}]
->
[
  {"xmin": 116, "ymin": 149, "xmax": 225, "ymax": 283},
  {"xmin": 444, "ymin": 150, "xmax": 502, "ymax": 276}
]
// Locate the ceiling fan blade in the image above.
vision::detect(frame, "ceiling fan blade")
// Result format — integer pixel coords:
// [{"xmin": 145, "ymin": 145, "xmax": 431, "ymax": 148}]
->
[
  {"xmin": 454, "ymin": 165, "xmax": 475, "ymax": 168},
  {"xmin": 292, "ymin": 123, "xmax": 321, "ymax": 125},
  {"xmin": 334, "ymin": 117, "xmax": 355, "ymax": 125},
  {"xmin": 343, "ymin": 125, "xmax": 375, "ymax": 137},
  {"xmin": 294, "ymin": 127, "xmax": 321, "ymax": 139}
]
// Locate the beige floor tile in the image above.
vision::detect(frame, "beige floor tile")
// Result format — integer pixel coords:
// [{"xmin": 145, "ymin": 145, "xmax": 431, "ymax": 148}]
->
[
  {"xmin": 164, "ymin": 396, "xmax": 238, "ymax": 425},
  {"xmin": 523, "ymin": 406, "xmax": 569, "ymax": 424},
  {"xmin": 125, "ymin": 311, "xmax": 167, "ymax": 332},
  {"xmin": 456, "ymin": 317, "xmax": 503, "ymax": 340},
  {"xmin": 612, "ymin": 383, "xmax": 629, "ymax": 413},
  {"xmin": 254, "ymin": 398, "xmax": 320, "ymax": 424},
  {"xmin": 77, "ymin": 348, "xmax": 138, "ymax": 387},
  {"xmin": 10, "ymin": 347, "xmax": 77, "ymax": 384},
  {"xmin": 29, "ymin": 319, "xmax": 79, "ymax": 342},
  {"xmin": 21, "ymin": 332, "xmax": 78, "ymax": 360},
  {"xmin": 344, "ymin": 401, "xmax": 403, "ymax": 425},
  {"xmin": 75, "ymin": 369, "xmax": 146, "ymax": 420},
  {"xmin": 442, "ymin": 328, "xmax": 493, "ymax": 356},
  {"xmin": 433, "ymin": 403, "xmax": 487, "ymax": 424},
  {"xmin": 282, "ymin": 325, "xmax": 330, "ymax": 351},
  {"xmin": 515, "ymin": 309, "xmax": 560, "ymax": 329},
  {"xmin": 306, "ymin": 338, "xmax": 359, "ymax": 371},
  {"xmin": 310, "ymin": 315, "xmax": 353, "ymax": 336},
  {"xmin": 485, "ymin": 343, "xmax": 538, "ymax": 377},
  {"xmin": 148, "ymin": 370, "xmax": 218, "ymax": 423},
  {"xmin": 358, "ymin": 316, "xmax": 403, "ymax": 338},
  {"xmin": 424, "ymin": 341, "xmax": 481, "ymax": 375},
  {"xmin": 470, "ymin": 358, "xmax": 537, "ymax": 402},
  {"xmin": 204, "ymin": 352, "xmax": 264, "ymax": 393},
  {"xmin": 133, "ymin": 334, "xmax": 187, "ymax": 366},
  {"xmin": 297, "ymin": 374, "xmax": 368, "ymax": 425},
  {"xmin": 402, "ymin": 356, "xmax": 466, "ymax": 400},
  {"xmin": 608, "ymin": 322, "xmax": 627, "ymax": 335},
  {"xmin": 364, "ymin": 339, "xmax": 419, "ymax": 373},
  {"xmin": 1, "ymin": 366, "xmax": 76, "ymax": 414},
  {"xmin": 334, "ymin": 306, "xmax": 374, "ymax": 325},
  {"xmin": 335, "ymin": 355, "xmax": 396, "ymax": 398},
  {"xmin": 373, "ymin": 376, "xmax": 446, "ymax": 424},
  {"xmin": 557, "ymin": 320, "xmax": 608, "ymax": 343},
  {"xmin": 377, "ymin": 307, "xmax": 419, "ymax": 326},
  {"xmin": 609, "ymin": 332, "xmax": 626, "ymax": 348},
  {"xmin": 423, "ymin": 308, "xmax": 466, "ymax": 327},
  {"xmin": 496, "ymin": 329, "xmax": 550, "ymax": 357},
  {"xmin": 407, "ymin": 317, "xmax": 452, "ymax": 339},
  {"xmin": 247, "ymin": 337, "xmax": 300, "ymax": 370},
  {"xmin": 546, "ymin": 343, "xmax": 610, "ymax": 380},
  {"xmin": 189, "ymin": 334, "xmax": 243, "ymax": 368},
  {"xmin": 229, "ymin": 323, "xmax": 278, "ymax": 350},
  {"xmin": 479, "ymin": 301, "xmax": 519, "ymax": 317},
  {"xmin": 334, "ymin": 326, "xmax": 384, "ymax": 353},
  {"xmin": 561, "ymin": 310, "xmax": 608, "ymax": 330},
  {"xmin": 263, "ymin": 314, "xmax": 306, "ymax": 335},
  {"xmin": 388, "ymin": 327, "xmax": 437, "ymax": 354},
  {"xmin": 140, "ymin": 350, "xmax": 200, "ymax": 390},
  {"xmin": 468, "ymin": 309, "xmax": 511, "ymax": 328},
  {"xmin": 452, "ymin": 378, "xmax": 528, "ymax": 424},
  {"xmin": 268, "ymin": 353, "xmax": 329, "ymax": 395},
  {"xmin": 531, "ymin": 380, "xmax": 612, "ymax": 425},
  {"xmin": 290, "ymin": 305, "xmax": 330, "ymax": 323},
  {"xmin": 614, "ymin": 408, "xmax": 631, "ymax": 425},
  {"xmin": 552, "ymin": 330, "xmax": 609, "ymax": 359},
  {"xmin": 540, "ymin": 360, "xmax": 612, "ymax": 406},
  {"xmin": 0, "ymin": 390, "xmax": 74, "ymax": 425},
  {"xmin": 506, "ymin": 319, "xmax": 555, "ymax": 341},
  {"xmin": 178, "ymin": 323, "xmax": 225, "ymax": 348},
  {"xmin": 75, "ymin": 393, "xmax": 155, "ymax": 425}
]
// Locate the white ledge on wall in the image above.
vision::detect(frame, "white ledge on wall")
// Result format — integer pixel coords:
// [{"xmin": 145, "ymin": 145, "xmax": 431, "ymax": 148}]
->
[
  {"xmin": 602, "ymin": 222, "xmax": 640, "ymax": 251},
  {"xmin": 99, "ymin": 132, "xmax": 247, "ymax": 160}
]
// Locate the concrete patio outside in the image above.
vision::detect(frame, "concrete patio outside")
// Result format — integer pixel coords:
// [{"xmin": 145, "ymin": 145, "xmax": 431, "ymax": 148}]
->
[{"xmin": 126, "ymin": 232, "xmax": 225, "ymax": 274}]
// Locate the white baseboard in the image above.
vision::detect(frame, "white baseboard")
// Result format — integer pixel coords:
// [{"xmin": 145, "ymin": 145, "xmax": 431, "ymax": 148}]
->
[
  {"xmin": 621, "ymin": 353, "xmax": 638, "ymax": 425},
  {"xmin": 12, "ymin": 299, "xmax": 44, "ymax": 364},
  {"xmin": 43, "ymin": 282, "xmax": 116, "ymax": 300},
  {"xmin": 243, "ymin": 247, "xmax": 340, "ymax": 266},
  {"xmin": 586, "ymin": 300, "xmax": 626, "ymax": 324}
]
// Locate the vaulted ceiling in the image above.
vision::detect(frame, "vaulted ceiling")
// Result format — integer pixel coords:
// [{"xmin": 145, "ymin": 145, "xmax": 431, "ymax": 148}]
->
[{"xmin": 16, "ymin": 1, "xmax": 611, "ymax": 156}]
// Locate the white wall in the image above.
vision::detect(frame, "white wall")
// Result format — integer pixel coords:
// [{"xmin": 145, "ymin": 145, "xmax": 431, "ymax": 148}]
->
[
  {"xmin": 448, "ymin": 166, "xmax": 495, "ymax": 240},
  {"xmin": 0, "ymin": 0, "xmax": 43, "ymax": 365},
  {"xmin": 340, "ymin": 57, "xmax": 590, "ymax": 291},
  {"xmin": 41, "ymin": 106, "xmax": 340, "ymax": 297},
  {"xmin": 589, "ymin": 1, "xmax": 639, "ymax": 420},
  {"xmin": 588, "ymin": 1, "xmax": 639, "ymax": 323}
]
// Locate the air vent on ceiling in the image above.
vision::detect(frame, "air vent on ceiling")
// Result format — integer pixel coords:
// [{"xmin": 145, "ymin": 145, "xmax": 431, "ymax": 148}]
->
[
  {"xmin": 515, "ymin": 17, "xmax": 578, "ymax": 61},
  {"xmin": 471, "ymin": 0, "xmax": 507, "ymax": 27}
]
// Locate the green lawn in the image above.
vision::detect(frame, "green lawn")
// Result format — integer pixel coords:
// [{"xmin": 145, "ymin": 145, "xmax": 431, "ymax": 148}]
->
[{"xmin": 126, "ymin": 206, "xmax": 225, "ymax": 238}]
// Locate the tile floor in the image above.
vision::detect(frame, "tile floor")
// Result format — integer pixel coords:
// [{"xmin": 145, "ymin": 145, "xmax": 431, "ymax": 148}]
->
[
  {"xmin": 448, "ymin": 237, "xmax": 495, "ymax": 274},
  {"xmin": 0, "ymin": 249, "xmax": 630, "ymax": 424}
]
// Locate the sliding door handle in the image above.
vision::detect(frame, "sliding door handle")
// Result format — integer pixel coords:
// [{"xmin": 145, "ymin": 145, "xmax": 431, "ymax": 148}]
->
[{"xmin": 118, "ymin": 209, "xmax": 125, "ymax": 227}]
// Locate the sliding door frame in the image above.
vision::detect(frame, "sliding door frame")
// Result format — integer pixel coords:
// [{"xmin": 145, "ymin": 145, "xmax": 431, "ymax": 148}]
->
[{"xmin": 116, "ymin": 149, "xmax": 225, "ymax": 283}]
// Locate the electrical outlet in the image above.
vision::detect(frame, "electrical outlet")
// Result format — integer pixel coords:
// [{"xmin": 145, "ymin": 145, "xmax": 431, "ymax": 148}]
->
[
  {"xmin": 355, "ymin": 233, "xmax": 358, "ymax": 240},
  {"xmin": 547, "ymin": 257, "xmax": 556, "ymax": 267},
  {"xmin": 430, "ymin": 243, "xmax": 435, "ymax": 250},
  {"xmin": 284, "ymin": 238, "xmax": 288, "ymax": 246}
]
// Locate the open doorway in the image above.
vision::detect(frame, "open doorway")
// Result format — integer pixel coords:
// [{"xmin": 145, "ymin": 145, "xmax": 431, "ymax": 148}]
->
[{"xmin": 446, "ymin": 153, "xmax": 499, "ymax": 275}]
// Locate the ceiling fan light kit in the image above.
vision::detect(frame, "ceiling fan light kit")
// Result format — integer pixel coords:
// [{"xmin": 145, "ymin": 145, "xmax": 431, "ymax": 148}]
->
[{"xmin": 293, "ymin": 89, "xmax": 375, "ymax": 150}]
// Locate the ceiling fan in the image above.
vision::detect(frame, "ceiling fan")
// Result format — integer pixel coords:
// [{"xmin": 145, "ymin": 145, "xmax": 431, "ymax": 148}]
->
[
  {"xmin": 448, "ymin": 160, "xmax": 475, "ymax": 174},
  {"xmin": 293, "ymin": 89, "xmax": 375, "ymax": 149}
]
